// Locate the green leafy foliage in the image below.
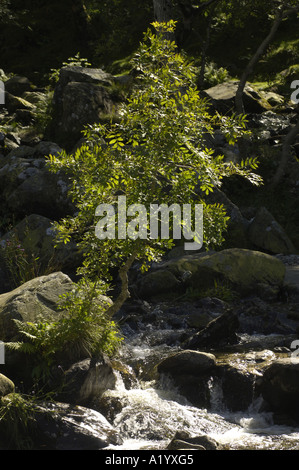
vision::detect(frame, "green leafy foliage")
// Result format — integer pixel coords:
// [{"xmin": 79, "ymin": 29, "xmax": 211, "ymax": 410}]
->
[
  {"xmin": 48, "ymin": 52, "xmax": 92, "ymax": 86},
  {"xmin": 203, "ymin": 61, "xmax": 230, "ymax": 87}
]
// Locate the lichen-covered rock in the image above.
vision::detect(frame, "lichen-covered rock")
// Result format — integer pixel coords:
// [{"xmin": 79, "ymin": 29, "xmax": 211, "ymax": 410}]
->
[
  {"xmin": 203, "ymin": 80, "xmax": 270, "ymax": 114},
  {"xmin": 48, "ymin": 66, "xmax": 117, "ymax": 148},
  {"xmin": 0, "ymin": 272, "xmax": 74, "ymax": 341},
  {"xmin": 138, "ymin": 249, "xmax": 286, "ymax": 299},
  {"xmin": 0, "ymin": 373, "xmax": 14, "ymax": 397},
  {"xmin": 177, "ymin": 249, "xmax": 285, "ymax": 294}
]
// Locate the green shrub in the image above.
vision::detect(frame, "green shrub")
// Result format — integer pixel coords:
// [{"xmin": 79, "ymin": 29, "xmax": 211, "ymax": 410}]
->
[{"xmin": 0, "ymin": 393, "xmax": 38, "ymax": 449}]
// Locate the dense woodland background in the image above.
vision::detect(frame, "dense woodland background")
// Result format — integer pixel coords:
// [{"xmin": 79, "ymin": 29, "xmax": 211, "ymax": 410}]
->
[{"xmin": 0, "ymin": 0, "xmax": 298, "ymax": 89}]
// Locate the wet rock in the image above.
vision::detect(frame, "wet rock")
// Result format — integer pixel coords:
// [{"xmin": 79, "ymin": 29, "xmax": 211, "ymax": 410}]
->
[
  {"xmin": 167, "ymin": 440, "xmax": 206, "ymax": 450},
  {"xmin": 247, "ymin": 206, "xmax": 296, "ymax": 254},
  {"xmin": 54, "ymin": 355, "xmax": 117, "ymax": 405},
  {"xmin": 34, "ymin": 401, "xmax": 122, "ymax": 450},
  {"xmin": 0, "ymin": 373, "xmax": 14, "ymax": 397},
  {"xmin": 258, "ymin": 358, "xmax": 299, "ymax": 420},
  {"xmin": 157, "ymin": 350, "xmax": 216, "ymax": 375},
  {"xmin": 167, "ymin": 430, "xmax": 218, "ymax": 450},
  {"xmin": 218, "ymin": 365, "xmax": 255, "ymax": 412},
  {"xmin": 183, "ymin": 311, "xmax": 239, "ymax": 350},
  {"xmin": 157, "ymin": 350, "xmax": 216, "ymax": 408}
]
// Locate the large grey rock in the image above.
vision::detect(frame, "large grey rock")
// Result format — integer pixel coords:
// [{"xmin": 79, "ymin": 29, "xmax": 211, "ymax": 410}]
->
[
  {"xmin": 203, "ymin": 80, "xmax": 269, "ymax": 114},
  {"xmin": 0, "ymin": 154, "xmax": 73, "ymax": 219},
  {"xmin": 247, "ymin": 206, "xmax": 296, "ymax": 254},
  {"xmin": 0, "ymin": 373, "xmax": 14, "ymax": 397},
  {"xmin": 56, "ymin": 356, "xmax": 117, "ymax": 405},
  {"xmin": 157, "ymin": 350, "xmax": 216, "ymax": 408},
  {"xmin": 138, "ymin": 248, "xmax": 286, "ymax": 299},
  {"xmin": 36, "ymin": 402, "xmax": 122, "ymax": 450},
  {"xmin": 258, "ymin": 358, "xmax": 299, "ymax": 420},
  {"xmin": 0, "ymin": 398, "xmax": 122, "ymax": 450},
  {"xmin": 49, "ymin": 66, "xmax": 117, "ymax": 148},
  {"xmin": 0, "ymin": 272, "xmax": 74, "ymax": 341},
  {"xmin": 4, "ymin": 75, "xmax": 33, "ymax": 97},
  {"xmin": 0, "ymin": 214, "xmax": 81, "ymax": 277}
]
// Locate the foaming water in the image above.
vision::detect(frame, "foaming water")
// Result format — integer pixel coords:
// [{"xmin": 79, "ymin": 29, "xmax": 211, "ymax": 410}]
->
[{"xmin": 104, "ymin": 319, "xmax": 299, "ymax": 450}]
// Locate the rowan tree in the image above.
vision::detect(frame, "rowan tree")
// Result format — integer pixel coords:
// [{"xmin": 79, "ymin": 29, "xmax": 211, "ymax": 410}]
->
[{"xmin": 48, "ymin": 21, "xmax": 262, "ymax": 320}]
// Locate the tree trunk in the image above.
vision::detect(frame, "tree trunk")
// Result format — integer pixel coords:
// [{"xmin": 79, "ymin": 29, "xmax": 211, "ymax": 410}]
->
[
  {"xmin": 197, "ymin": 9, "xmax": 214, "ymax": 89},
  {"xmin": 71, "ymin": 0, "xmax": 90, "ymax": 44},
  {"xmin": 105, "ymin": 245, "xmax": 140, "ymax": 318},
  {"xmin": 235, "ymin": 8, "xmax": 284, "ymax": 114},
  {"xmin": 153, "ymin": 0, "xmax": 173, "ymax": 23},
  {"xmin": 271, "ymin": 117, "xmax": 299, "ymax": 187}
]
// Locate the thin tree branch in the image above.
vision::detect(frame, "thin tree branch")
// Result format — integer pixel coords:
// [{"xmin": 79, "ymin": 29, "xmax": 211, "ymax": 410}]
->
[
  {"xmin": 271, "ymin": 117, "xmax": 299, "ymax": 187},
  {"xmin": 235, "ymin": 7, "xmax": 285, "ymax": 114}
]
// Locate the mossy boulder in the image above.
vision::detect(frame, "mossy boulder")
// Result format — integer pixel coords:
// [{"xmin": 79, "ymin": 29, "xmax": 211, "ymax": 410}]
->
[
  {"xmin": 203, "ymin": 80, "xmax": 271, "ymax": 115},
  {"xmin": 139, "ymin": 248, "xmax": 286, "ymax": 299},
  {"xmin": 0, "ymin": 373, "xmax": 14, "ymax": 397},
  {"xmin": 0, "ymin": 272, "xmax": 74, "ymax": 342}
]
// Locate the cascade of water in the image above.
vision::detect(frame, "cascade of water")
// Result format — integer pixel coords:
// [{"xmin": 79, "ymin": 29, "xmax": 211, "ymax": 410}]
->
[{"xmin": 104, "ymin": 307, "xmax": 299, "ymax": 450}]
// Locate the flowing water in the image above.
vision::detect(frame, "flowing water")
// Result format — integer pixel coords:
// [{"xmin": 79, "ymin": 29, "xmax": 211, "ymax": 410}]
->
[{"xmin": 102, "ymin": 314, "xmax": 299, "ymax": 451}]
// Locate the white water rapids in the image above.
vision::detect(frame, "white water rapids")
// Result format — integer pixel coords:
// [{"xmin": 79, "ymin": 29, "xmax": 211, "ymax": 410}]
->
[{"xmin": 101, "ymin": 323, "xmax": 299, "ymax": 451}]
